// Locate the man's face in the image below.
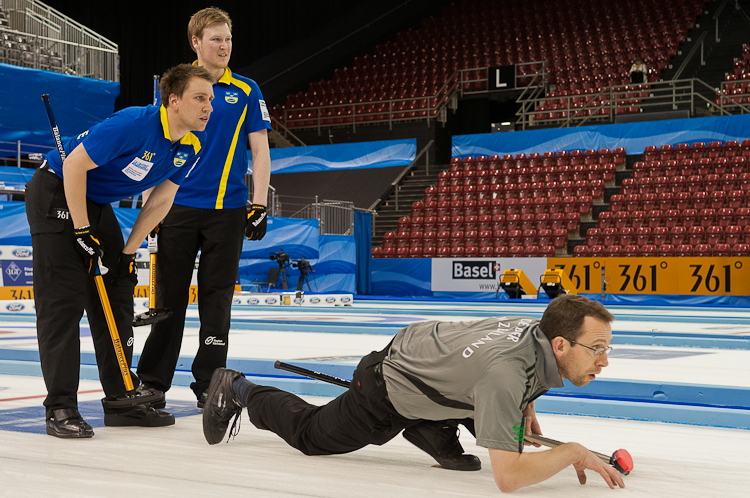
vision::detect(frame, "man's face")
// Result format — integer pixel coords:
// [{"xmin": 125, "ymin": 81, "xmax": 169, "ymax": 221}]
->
[
  {"xmin": 173, "ymin": 77, "xmax": 214, "ymax": 132},
  {"xmin": 555, "ymin": 316, "xmax": 612, "ymax": 387},
  {"xmin": 193, "ymin": 22, "xmax": 232, "ymax": 71}
]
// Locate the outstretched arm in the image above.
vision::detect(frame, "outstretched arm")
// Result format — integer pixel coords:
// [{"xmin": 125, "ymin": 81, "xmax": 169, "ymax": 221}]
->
[{"xmin": 489, "ymin": 443, "xmax": 625, "ymax": 493}]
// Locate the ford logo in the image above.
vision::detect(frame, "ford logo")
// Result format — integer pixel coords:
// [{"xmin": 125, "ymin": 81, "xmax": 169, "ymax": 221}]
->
[
  {"xmin": 341, "ymin": 297, "xmax": 351, "ymax": 303},
  {"xmin": 13, "ymin": 249, "xmax": 32, "ymax": 258},
  {"xmin": 248, "ymin": 298, "xmax": 260, "ymax": 305},
  {"xmin": 265, "ymin": 297, "xmax": 277, "ymax": 304},
  {"xmin": 310, "ymin": 297, "xmax": 320, "ymax": 304},
  {"xmin": 326, "ymin": 297, "xmax": 336, "ymax": 303},
  {"xmin": 6, "ymin": 303, "xmax": 24, "ymax": 312},
  {"xmin": 232, "ymin": 298, "xmax": 241, "ymax": 305},
  {"xmin": 294, "ymin": 297, "xmax": 303, "ymax": 304}
]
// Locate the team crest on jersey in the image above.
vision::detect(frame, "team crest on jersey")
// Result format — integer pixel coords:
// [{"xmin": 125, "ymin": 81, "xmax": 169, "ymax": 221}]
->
[
  {"xmin": 225, "ymin": 91, "xmax": 239, "ymax": 104},
  {"xmin": 173, "ymin": 151, "xmax": 189, "ymax": 167}
]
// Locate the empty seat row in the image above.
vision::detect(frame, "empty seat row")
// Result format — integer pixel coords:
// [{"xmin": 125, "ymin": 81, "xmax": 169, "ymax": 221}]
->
[
  {"xmin": 598, "ymin": 209, "xmax": 750, "ymax": 230},
  {"xmin": 573, "ymin": 243, "xmax": 749, "ymax": 257},
  {"xmin": 586, "ymin": 225, "xmax": 750, "ymax": 247}
]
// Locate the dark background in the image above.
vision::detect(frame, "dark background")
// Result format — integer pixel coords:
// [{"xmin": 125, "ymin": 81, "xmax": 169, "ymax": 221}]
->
[
  {"xmin": 42, "ymin": 0, "xmax": 451, "ymax": 110},
  {"xmin": 43, "ymin": 0, "xmax": 363, "ymax": 108}
]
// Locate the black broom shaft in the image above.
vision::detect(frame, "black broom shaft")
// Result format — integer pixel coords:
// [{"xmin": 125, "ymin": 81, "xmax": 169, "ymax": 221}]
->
[{"xmin": 274, "ymin": 361, "xmax": 352, "ymax": 389}]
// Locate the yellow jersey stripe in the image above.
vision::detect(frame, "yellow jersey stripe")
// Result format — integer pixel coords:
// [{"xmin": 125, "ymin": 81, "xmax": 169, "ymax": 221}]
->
[
  {"xmin": 229, "ymin": 75, "xmax": 251, "ymax": 96},
  {"xmin": 215, "ymin": 104, "xmax": 248, "ymax": 209},
  {"xmin": 180, "ymin": 132, "xmax": 202, "ymax": 154},
  {"xmin": 159, "ymin": 105, "xmax": 170, "ymax": 140}
]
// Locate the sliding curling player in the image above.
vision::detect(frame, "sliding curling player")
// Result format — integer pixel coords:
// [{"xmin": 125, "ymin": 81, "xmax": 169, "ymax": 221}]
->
[
  {"xmin": 203, "ymin": 294, "xmax": 631, "ymax": 492},
  {"xmin": 27, "ymin": 64, "xmax": 213, "ymax": 438}
]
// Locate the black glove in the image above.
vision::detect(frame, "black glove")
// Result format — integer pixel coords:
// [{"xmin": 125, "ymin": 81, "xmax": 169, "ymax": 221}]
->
[
  {"xmin": 245, "ymin": 204, "xmax": 268, "ymax": 240},
  {"xmin": 110, "ymin": 252, "xmax": 138, "ymax": 287},
  {"xmin": 73, "ymin": 226, "xmax": 103, "ymax": 277}
]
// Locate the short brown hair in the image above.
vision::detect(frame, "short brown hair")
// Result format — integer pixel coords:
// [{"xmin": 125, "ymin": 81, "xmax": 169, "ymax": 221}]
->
[
  {"xmin": 159, "ymin": 64, "xmax": 214, "ymax": 108},
  {"xmin": 539, "ymin": 294, "xmax": 615, "ymax": 342},
  {"xmin": 187, "ymin": 7, "xmax": 232, "ymax": 52}
]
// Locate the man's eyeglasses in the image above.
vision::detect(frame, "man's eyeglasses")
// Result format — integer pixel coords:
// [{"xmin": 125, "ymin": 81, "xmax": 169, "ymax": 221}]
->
[{"xmin": 567, "ymin": 339, "xmax": 612, "ymax": 356}]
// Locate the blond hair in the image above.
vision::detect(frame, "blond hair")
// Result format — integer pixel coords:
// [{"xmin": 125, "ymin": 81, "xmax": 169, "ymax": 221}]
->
[{"xmin": 187, "ymin": 7, "xmax": 232, "ymax": 52}]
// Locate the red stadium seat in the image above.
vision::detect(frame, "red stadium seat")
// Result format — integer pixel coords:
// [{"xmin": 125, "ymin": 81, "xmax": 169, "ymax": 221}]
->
[
  {"xmin": 652, "ymin": 226, "xmax": 669, "ymax": 246},
  {"xmin": 694, "ymin": 244, "xmax": 712, "ymax": 256},
  {"xmin": 688, "ymin": 226, "xmax": 705, "ymax": 246},
  {"xmin": 713, "ymin": 244, "xmax": 731, "ymax": 257},
  {"xmin": 636, "ymin": 227, "xmax": 652, "ymax": 247},
  {"xmin": 658, "ymin": 244, "xmax": 675, "ymax": 257},
  {"xmin": 706, "ymin": 226, "xmax": 724, "ymax": 245},
  {"xmin": 597, "ymin": 211, "xmax": 613, "ymax": 229},
  {"xmin": 676, "ymin": 244, "xmax": 693, "ymax": 257}
]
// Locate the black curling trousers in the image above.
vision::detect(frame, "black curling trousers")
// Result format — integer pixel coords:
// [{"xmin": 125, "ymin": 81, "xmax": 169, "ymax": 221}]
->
[
  {"xmin": 136, "ymin": 204, "xmax": 246, "ymax": 398},
  {"xmin": 26, "ymin": 168, "xmax": 139, "ymax": 419},
  {"xmin": 246, "ymin": 346, "xmax": 422, "ymax": 456}
]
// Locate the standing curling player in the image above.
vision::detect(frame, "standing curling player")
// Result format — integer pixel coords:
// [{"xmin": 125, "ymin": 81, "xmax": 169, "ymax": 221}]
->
[
  {"xmin": 203, "ymin": 295, "xmax": 626, "ymax": 493},
  {"xmin": 26, "ymin": 64, "xmax": 214, "ymax": 438},
  {"xmin": 137, "ymin": 7, "xmax": 273, "ymax": 408}
]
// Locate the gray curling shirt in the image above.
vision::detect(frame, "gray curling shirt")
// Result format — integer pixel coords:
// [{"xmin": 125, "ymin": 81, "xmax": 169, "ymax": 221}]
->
[{"xmin": 382, "ymin": 316, "xmax": 564, "ymax": 452}]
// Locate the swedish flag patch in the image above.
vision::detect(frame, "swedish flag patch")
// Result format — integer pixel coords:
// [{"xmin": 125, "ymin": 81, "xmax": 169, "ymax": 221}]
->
[
  {"xmin": 174, "ymin": 151, "xmax": 189, "ymax": 167},
  {"xmin": 225, "ymin": 91, "xmax": 239, "ymax": 104}
]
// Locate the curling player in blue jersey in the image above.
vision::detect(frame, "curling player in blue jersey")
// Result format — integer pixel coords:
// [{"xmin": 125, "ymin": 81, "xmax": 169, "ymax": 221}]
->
[
  {"xmin": 137, "ymin": 7, "xmax": 273, "ymax": 409},
  {"xmin": 26, "ymin": 64, "xmax": 214, "ymax": 438}
]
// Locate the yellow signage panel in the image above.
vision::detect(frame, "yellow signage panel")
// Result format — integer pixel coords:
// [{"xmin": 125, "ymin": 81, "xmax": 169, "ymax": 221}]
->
[{"xmin": 548, "ymin": 257, "xmax": 750, "ymax": 296}]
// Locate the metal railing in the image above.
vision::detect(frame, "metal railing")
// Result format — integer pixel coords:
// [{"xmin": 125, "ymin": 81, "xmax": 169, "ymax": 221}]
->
[
  {"xmin": 0, "ymin": 0, "xmax": 118, "ymax": 81},
  {"xmin": 0, "ymin": 139, "xmax": 52, "ymax": 168},
  {"xmin": 273, "ymin": 63, "xmax": 547, "ymax": 138},
  {"xmin": 517, "ymin": 78, "xmax": 731, "ymax": 129},
  {"xmin": 672, "ymin": 31, "xmax": 706, "ymax": 81},
  {"xmin": 716, "ymin": 79, "xmax": 750, "ymax": 114},
  {"xmin": 368, "ymin": 139, "xmax": 434, "ymax": 213},
  {"xmin": 290, "ymin": 197, "xmax": 355, "ymax": 235},
  {"xmin": 714, "ymin": 0, "xmax": 731, "ymax": 43}
]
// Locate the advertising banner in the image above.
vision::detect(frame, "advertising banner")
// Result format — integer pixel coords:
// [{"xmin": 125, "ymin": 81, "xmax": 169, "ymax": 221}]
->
[
  {"xmin": 431, "ymin": 257, "xmax": 548, "ymax": 293},
  {"xmin": 548, "ymin": 257, "xmax": 750, "ymax": 295}
]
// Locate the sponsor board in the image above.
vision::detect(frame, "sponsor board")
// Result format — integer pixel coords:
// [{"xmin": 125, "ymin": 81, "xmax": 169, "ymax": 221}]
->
[
  {"xmin": 237, "ymin": 293, "xmax": 354, "ymax": 306},
  {"xmin": 0, "ymin": 246, "xmax": 33, "ymax": 260},
  {"xmin": 431, "ymin": 258, "xmax": 548, "ymax": 292},
  {"xmin": 0, "ymin": 287, "xmax": 34, "ymax": 300},
  {"xmin": 1, "ymin": 260, "xmax": 33, "ymax": 286},
  {"xmin": 549, "ymin": 257, "xmax": 750, "ymax": 295},
  {"xmin": 0, "ymin": 300, "xmax": 34, "ymax": 313}
]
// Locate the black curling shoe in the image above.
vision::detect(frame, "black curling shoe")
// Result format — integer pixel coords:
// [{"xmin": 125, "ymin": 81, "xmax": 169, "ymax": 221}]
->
[
  {"xmin": 102, "ymin": 398, "xmax": 174, "ymax": 427},
  {"xmin": 403, "ymin": 421, "xmax": 481, "ymax": 471},
  {"xmin": 46, "ymin": 408, "xmax": 95, "ymax": 439}
]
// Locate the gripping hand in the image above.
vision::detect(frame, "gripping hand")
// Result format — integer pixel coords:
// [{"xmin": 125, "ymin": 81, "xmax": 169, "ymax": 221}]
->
[
  {"xmin": 73, "ymin": 226, "xmax": 103, "ymax": 277},
  {"xmin": 110, "ymin": 253, "xmax": 138, "ymax": 286},
  {"xmin": 245, "ymin": 204, "xmax": 268, "ymax": 240}
]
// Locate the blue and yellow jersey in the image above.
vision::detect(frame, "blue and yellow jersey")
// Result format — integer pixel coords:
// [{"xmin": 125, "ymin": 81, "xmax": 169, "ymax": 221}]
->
[
  {"xmin": 46, "ymin": 105, "xmax": 203, "ymax": 205},
  {"xmin": 173, "ymin": 66, "xmax": 272, "ymax": 210}
]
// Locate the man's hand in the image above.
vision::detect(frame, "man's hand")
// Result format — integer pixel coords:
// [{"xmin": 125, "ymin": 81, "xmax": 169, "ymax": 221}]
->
[
  {"xmin": 110, "ymin": 253, "xmax": 138, "ymax": 286},
  {"xmin": 73, "ymin": 226, "xmax": 103, "ymax": 277},
  {"xmin": 245, "ymin": 204, "xmax": 267, "ymax": 240},
  {"xmin": 522, "ymin": 401, "xmax": 543, "ymax": 447},
  {"xmin": 572, "ymin": 444, "xmax": 626, "ymax": 490}
]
